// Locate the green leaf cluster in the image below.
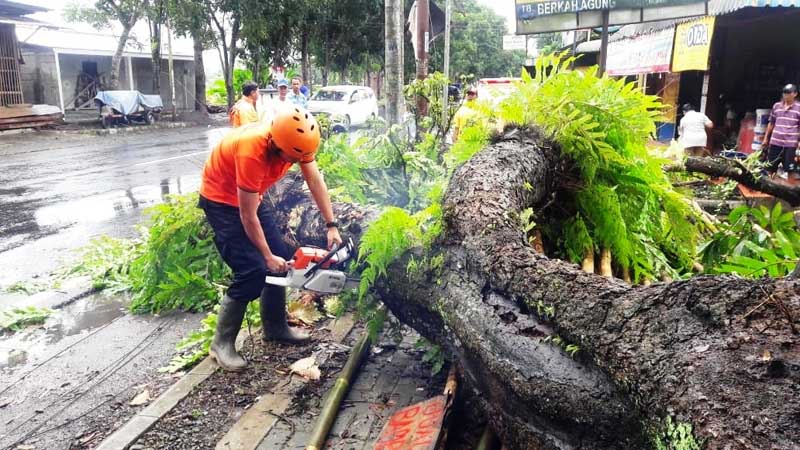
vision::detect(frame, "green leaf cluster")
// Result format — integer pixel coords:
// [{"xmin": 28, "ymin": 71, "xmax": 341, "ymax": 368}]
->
[
  {"xmin": 0, "ymin": 306, "xmax": 52, "ymax": 332},
  {"xmin": 701, "ymin": 204, "xmax": 800, "ymax": 277},
  {"xmin": 464, "ymin": 52, "xmax": 701, "ymax": 282},
  {"xmin": 70, "ymin": 193, "xmax": 231, "ymax": 314}
]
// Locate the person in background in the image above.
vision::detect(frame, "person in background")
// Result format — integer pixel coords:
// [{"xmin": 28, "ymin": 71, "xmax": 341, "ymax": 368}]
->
[
  {"xmin": 289, "ymin": 77, "xmax": 308, "ymax": 108},
  {"xmin": 451, "ymin": 86, "xmax": 479, "ymax": 143},
  {"xmin": 678, "ymin": 103, "xmax": 713, "ymax": 157},
  {"xmin": 763, "ymin": 84, "xmax": 800, "ymax": 179},
  {"xmin": 229, "ymin": 81, "xmax": 259, "ymax": 127}
]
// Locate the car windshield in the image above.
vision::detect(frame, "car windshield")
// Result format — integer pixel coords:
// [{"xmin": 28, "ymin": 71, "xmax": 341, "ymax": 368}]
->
[{"xmin": 312, "ymin": 90, "xmax": 348, "ymax": 101}]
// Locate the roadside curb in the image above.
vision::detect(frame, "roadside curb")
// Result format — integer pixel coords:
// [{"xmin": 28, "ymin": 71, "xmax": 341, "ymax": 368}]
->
[
  {"xmin": 44, "ymin": 122, "xmax": 197, "ymax": 136},
  {"xmin": 2, "ymin": 276, "xmax": 95, "ymax": 311},
  {"xmin": 95, "ymin": 314, "xmax": 356, "ymax": 450}
]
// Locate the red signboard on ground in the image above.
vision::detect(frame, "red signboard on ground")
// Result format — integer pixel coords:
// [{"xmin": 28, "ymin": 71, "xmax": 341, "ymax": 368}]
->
[{"xmin": 373, "ymin": 395, "xmax": 447, "ymax": 450}]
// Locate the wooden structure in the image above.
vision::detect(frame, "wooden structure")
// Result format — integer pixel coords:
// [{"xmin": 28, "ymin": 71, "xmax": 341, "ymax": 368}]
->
[
  {"xmin": 0, "ymin": 22, "xmax": 23, "ymax": 106},
  {"xmin": 0, "ymin": 0, "xmax": 61, "ymax": 130}
]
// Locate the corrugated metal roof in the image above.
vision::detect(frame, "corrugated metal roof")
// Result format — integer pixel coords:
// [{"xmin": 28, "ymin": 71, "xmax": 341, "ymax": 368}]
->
[{"xmin": 710, "ymin": 0, "xmax": 800, "ymax": 14}]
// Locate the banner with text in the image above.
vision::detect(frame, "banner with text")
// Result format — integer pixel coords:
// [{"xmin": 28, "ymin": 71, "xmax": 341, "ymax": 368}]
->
[
  {"xmin": 672, "ymin": 16, "xmax": 716, "ymax": 72},
  {"xmin": 606, "ymin": 27, "xmax": 674, "ymax": 76}
]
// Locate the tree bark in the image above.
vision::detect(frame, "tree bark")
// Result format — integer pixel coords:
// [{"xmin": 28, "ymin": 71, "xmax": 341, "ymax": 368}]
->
[
  {"xmin": 681, "ymin": 156, "xmax": 800, "ymax": 206},
  {"xmin": 150, "ymin": 20, "xmax": 162, "ymax": 94},
  {"xmin": 271, "ymin": 131, "xmax": 800, "ymax": 450},
  {"xmin": 301, "ymin": 30, "xmax": 310, "ymax": 90},
  {"xmin": 109, "ymin": 23, "xmax": 134, "ymax": 90},
  {"xmin": 384, "ymin": 0, "xmax": 404, "ymax": 125},
  {"xmin": 192, "ymin": 34, "xmax": 207, "ymax": 114}
]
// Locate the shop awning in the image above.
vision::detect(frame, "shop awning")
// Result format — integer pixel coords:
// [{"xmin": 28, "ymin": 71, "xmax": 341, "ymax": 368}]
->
[{"xmin": 710, "ymin": 0, "xmax": 800, "ymax": 14}]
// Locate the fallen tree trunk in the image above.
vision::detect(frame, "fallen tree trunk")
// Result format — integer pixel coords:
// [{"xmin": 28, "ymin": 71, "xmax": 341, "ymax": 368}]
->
[
  {"xmin": 270, "ymin": 131, "xmax": 799, "ymax": 450},
  {"xmin": 681, "ymin": 156, "xmax": 800, "ymax": 206}
]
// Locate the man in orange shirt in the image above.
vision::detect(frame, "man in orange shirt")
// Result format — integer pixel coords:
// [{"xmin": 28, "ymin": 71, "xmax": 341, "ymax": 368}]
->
[
  {"xmin": 199, "ymin": 106, "xmax": 342, "ymax": 371},
  {"xmin": 229, "ymin": 81, "xmax": 259, "ymax": 127}
]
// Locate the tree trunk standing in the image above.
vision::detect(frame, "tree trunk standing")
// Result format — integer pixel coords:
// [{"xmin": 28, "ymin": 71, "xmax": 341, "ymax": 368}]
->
[
  {"xmin": 322, "ymin": 39, "xmax": 331, "ymax": 87},
  {"xmin": 415, "ymin": 0, "xmax": 429, "ymax": 117},
  {"xmin": 301, "ymin": 30, "xmax": 310, "ymax": 89},
  {"xmin": 384, "ymin": 0, "xmax": 404, "ymax": 125},
  {"xmin": 192, "ymin": 35, "xmax": 207, "ymax": 114},
  {"xmin": 109, "ymin": 24, "xmax": 134, "ymax": 89},
  {"xmin": 224, "ymin": 16, "xmax": 240, "ymax": 108},
  {"xmin": 266, "ymin": 131, "xmax": 800, "ymax": 450},
  {"xmin": 149, "ymin": 20, "xmax": 162, "ymax": 93}
]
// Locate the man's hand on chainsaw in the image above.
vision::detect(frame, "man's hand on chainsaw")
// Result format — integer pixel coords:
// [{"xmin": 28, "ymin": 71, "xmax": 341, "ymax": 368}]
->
[
  {"xmin": 265, "ymin": 254, "xmax": 289, "ymax": 273},
  {"xmin": 327, "ymin": 227, "xmax": 342, "ymax": 250}
]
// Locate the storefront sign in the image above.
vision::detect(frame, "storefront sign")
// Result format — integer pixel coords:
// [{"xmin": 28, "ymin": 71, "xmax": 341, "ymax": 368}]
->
[
  {"xmin": 503, "ymin": 34, "xmax": 527, "ymax": 51},
  {"xmin": 515, "ymin": 0, "xmax": 707, "ymax": 33},
  {"xmin": 606, "ymin": 27, "xmax": 674, "ymax": 76},
  {"xmin": 672, "ymin": 16, "xmax": 716, "ymax": 72}
]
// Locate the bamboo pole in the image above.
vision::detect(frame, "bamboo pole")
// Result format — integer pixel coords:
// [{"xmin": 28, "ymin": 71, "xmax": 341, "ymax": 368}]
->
[{"xmin": 305, "ymin": 329, "xmax": 372, "ymax": 450}]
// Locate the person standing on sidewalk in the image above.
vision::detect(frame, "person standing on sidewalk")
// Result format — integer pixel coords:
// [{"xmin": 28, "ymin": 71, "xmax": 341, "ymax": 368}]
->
[
  {"xmin": 678, "ymin": 103, "xmax": 713, "ymax": 157},
  {"xmin": 764, "ymin": 84, "xmax": 800, "ymax": 179},
  {"xmin": 199, "ymin": 107, "xmax": 342, "ymax": 371},
  {"xmin": 229, "ymin": 81, "xmax": 259, "ymax": 127}
]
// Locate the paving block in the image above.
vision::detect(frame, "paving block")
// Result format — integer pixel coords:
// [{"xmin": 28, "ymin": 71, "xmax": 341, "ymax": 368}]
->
[
  {"xmin": 215, "ymin": 393, "xmax": 291, "ymax": 450},
  {"xmin": 256, "ymin": 420, "xmax": 294, "ymax": 450},
  {"xmin": 138, "ymin": 373, "xmax": 209, "ymax": 419}
]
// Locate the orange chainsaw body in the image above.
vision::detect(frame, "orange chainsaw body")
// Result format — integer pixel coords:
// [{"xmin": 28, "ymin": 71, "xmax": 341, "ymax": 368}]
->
[{"xmin": 292, "ymin": 247, "xmax": 338, "ymax": 269}]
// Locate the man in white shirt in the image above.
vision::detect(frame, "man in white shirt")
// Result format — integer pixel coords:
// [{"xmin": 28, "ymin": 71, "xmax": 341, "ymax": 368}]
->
[{"xmin": 679, "ymin": 103, "xmax": 713, "ymax": 157}]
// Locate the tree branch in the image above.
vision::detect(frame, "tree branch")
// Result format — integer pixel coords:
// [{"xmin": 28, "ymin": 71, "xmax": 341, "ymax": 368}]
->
[{"xmin": 681, "ymin": 156, "xmax": 800, "ymax": 206}]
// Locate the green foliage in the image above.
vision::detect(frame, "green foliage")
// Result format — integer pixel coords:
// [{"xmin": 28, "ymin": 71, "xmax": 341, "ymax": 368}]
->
[
  {"xmin": 427, "ymin": 0, "xmax": 526, "ymax": 78},
  {"xmin": 652, "ymin": 417, "xmax": 702, "ymax": 450},
  {"xmin": 543, "ymin": 334, "xmax": 580, "ymax": 358},
  {"xmin": 70, "ymin": 193, "xmax": 231, "ymax": 314},
  {"xmin": 0, "ymin": 306, "xmax": 52, "ymax": 332},
  {"xmin": 483, "ymin": 53, "xmax": 701, "ymax": 282},
  {"xmin": 414, "ymin": 338, "xmax": 446, "ymax": 376},
  {"xmin": 701, "ymin": 204, "xmax": 800, "ymax": 278},
  {"xmin": 206, "ymin": 69, "xmax": 254, "ymax": 106},
  {"xmin": 1, "ymin": 280, "xmax": 48, "ymax": 295},
  {"xmin": 404, "ymin": 72, "xmax": 471, "ymax": 136}
]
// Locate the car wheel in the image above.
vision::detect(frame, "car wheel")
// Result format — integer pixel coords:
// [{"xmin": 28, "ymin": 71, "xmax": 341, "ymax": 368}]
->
[
  {"xmin": 145, "ymin": 111, "xmax": 155, "ymax": 125},
  {"xmin": 344, "ymin": 115, "xmax": 351, "ymax": 127}
]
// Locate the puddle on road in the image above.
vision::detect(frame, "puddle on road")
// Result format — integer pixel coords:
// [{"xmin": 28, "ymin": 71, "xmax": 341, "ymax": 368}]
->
[
  {"xmin": 0, "ymin": 293, "xmax": 128, "ymax": 371},
  {"xmin": 34, "ymin": 175, "xmax": 201, "ymax": 229}
]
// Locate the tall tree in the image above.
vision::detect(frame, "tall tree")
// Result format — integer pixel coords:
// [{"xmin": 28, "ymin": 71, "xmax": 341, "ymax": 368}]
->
[
  {"xmin": 385, "ymin": 0, "xmax": 404, "ymax": 125},
  {"xmin": 65, "ymin": 0, "xmax": 145, "ymax": 89},
  {"xmin": 166, "ymin": 0, "xmax": 212, "ymax": 113},
  {"xmin": 146, "ymin": 0, "xmax": 167, "ymax": 93},
  {"xmin": 427, "ymin": 0, "xmax": 526, "ymax": 79},
  {"xmin": 202, "ymin": 0, "xmax": 243, "ymax": 108}
]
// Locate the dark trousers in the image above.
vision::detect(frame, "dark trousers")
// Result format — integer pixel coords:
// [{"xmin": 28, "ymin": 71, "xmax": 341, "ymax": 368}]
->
[
  {"xmin": 199, "ymin": 196, "xmax": 291, "ymax": 303},
  {"xmin": 767, "ymin": 145, "xmax": 796, "ymax": 173}
]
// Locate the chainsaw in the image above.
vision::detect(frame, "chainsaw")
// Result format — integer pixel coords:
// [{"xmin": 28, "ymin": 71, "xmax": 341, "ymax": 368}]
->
[{"xmin": 264, "ymin": 238, "xmax": 360, "ymax": 295}]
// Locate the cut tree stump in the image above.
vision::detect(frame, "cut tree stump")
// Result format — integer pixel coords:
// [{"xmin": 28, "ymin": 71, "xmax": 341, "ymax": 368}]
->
[{"xmin": 268, "ymin": 130, "xmax": 799, "ymax": 450}]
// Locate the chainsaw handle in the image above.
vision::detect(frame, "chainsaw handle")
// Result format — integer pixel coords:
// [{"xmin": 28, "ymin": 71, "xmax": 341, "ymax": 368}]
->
[{"xmin": 303, "ymin": 242, "xmax": 342, "ymax": 279}]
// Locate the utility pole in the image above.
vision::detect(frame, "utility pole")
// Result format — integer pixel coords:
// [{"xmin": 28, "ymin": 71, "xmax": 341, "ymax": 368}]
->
[
  {"xmin": 442, "ymin": 0, "xmax": 451, "ymax": 137},
  {"xmin": 598, "ymin": 10, "xmax": 610, "ymax": 76},
  {"xmin": 166, "ymin": 18, "xmax": 176, "ymax": 121},
  {"xmin": 415, "ymin": 0, "xmax": 430, "ymax": 116}
]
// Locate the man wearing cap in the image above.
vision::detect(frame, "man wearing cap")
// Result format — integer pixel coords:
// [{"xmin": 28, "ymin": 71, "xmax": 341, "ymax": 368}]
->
[
  {"xmin": 764, "ymin": 84, "xmax": 800, "ymax": 178},
  {"xmin": 200, "ymin": 107, "xmax": 342, "ymax": 372},
  {"xmin": 229, "ymin": 81, "xmax": 259, "ymax": 127}
]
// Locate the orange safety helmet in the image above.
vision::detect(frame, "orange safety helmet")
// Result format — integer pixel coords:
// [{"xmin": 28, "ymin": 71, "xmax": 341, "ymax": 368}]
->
[{"xmin": 270, "ymin": 106, "xmax": 321, "ymax": 163}]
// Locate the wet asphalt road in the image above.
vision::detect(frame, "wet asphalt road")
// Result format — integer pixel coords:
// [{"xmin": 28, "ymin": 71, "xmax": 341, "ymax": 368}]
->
[
  {"xmin": 0, "ymin": 126, "xmax": 228, "ymax": 449},
  {"xmin": 0, "ymin": 126, "xmax": 228, "ymax": 287}
]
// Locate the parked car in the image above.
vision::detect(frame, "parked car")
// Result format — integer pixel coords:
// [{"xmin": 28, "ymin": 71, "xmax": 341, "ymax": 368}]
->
[
  {"xmin": 477, "ymin": 78, "xmax": 520, "ymax": 105},
  {"xmin": 307, "ymin": 86, "xmax": 379, "ymax": 127}
]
